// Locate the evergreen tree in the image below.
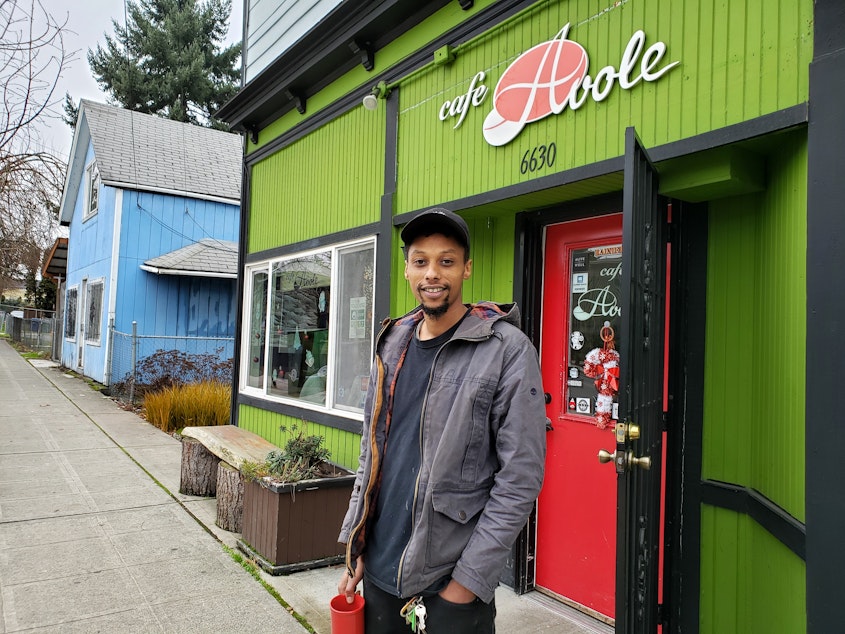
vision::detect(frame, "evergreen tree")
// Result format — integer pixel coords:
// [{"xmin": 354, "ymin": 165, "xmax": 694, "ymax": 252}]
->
[
  {"xmin": 36, "ymin": 278, "xmax": 57, "ymax": 311},
  {"xmin": 62, "ymin": 93, "xmax": 79, "ymax": 130},
  {"xmin": 87, "ymin": 0, "xmax": 241, "ymax": 129},
  {"xmin": 24, "ymin": 272, "xmax": 37, "ymax": 306},
  {"xmin": 23, "ymin": 274, "xmax": 56, "ymax": 310}
]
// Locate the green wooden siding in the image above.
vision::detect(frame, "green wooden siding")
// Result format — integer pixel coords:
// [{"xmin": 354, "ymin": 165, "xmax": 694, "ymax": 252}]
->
[
  {"xmin": 702, "ymin": 131, "xmax": 806, "ymax": 519},
  {"xmin": 238, "ymin": 404, "xmax": 362, "ymax": 471},
  {"xmin": 700, "ymin": 131, "xmax": 807, "ymax": 631},
  {"xmin": 700, "ymin": 506, "xmax": 806, "ymax": 633},
  {"xmin": 248, "ymin": 106, "xmax": 385, "ymax": 254},
  {"xmin": 394, "ymin": 0, "xmax": 812, "ymax": 212}
]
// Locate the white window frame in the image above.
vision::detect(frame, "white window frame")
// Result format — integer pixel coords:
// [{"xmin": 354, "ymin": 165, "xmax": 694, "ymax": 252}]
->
[
  {"xmin": 84, "ymin": 161, "xmax": 100, "ymax": 220},
  {"xmin": 240, "ymin": 236, "xmax": 376, "ymax": 420},
  {"xmin": 65, "ymin": 285, "xmax": 78, "ymax": 341},
  {"xmin": 84, "ymin": 278, "xmax": 104, "ymax": 345}
]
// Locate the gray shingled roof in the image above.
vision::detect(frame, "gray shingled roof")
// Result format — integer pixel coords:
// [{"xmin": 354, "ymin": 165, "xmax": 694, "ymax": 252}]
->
[
  {"xmin": 80, "ymin": 100, "xmax": 242, "ymax": 202},
  {"xmin": 141, "ymin": 239, "xmax": 238, "ymax": 277}
]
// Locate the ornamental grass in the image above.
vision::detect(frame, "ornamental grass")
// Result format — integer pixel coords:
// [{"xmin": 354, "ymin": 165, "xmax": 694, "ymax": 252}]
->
[{"xmin": 144, "ymin": 380, "xmax": 230, "ymax": 433}]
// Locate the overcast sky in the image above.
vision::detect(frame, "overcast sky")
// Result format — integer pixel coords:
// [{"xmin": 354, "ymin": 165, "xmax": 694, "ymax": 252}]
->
[{"xmin": 37, "ymin": 0, "xmax": 243, "ymax": 159}]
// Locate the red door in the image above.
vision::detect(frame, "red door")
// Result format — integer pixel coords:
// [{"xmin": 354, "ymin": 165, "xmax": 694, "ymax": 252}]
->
[{"xmin": 536, "ymin": 213, "xmax": 623, "ymax": 622}]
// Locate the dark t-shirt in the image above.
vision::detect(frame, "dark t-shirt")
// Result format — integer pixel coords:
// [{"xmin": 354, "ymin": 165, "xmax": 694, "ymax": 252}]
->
[{"xmin": 364, "ymin": 315, "xmax": 466, "ymax": 596}]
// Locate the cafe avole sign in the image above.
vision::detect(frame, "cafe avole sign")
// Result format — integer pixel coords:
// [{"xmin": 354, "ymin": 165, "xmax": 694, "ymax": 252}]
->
[{"xmin": 438, "ymin": 23, "xmax": 679, "ymax": 145}]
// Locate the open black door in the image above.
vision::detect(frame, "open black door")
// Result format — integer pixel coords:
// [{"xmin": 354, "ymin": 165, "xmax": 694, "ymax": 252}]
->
[{"xmin": 614, "ymin": 127, "xmax": 667, "ymax": 632}]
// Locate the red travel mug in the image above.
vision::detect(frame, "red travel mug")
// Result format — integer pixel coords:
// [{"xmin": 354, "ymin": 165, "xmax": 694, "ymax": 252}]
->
[{"xmin": 330, "ymin": 594, "xmax": 365, "ymax": 634}]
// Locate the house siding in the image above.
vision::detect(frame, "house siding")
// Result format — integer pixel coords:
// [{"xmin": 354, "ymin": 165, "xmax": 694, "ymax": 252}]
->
[
  {"xmin": 701, "ymin": 131, "xmax": 807, "ymax": 630},
  {"xmin": 700, "ymin": 507, "xmax": 805, "ymax": 633},
  {"xmin": 248, "ymin": 105, "xmax": 384, "ymax": 253},
  {"xmin": 702, "ymin": 132, "xmax": 807, "ymax": 520},
  {"xmin": 115, "ymin": 190, "xmax": 238, "ymax": 337},
  {"xmin": 61, "ymin": 141, "xmax": 117, "ymax": 379},
  {"xmin": 245, "ymin": 0, "xmax": 342, "ymax": 83}
]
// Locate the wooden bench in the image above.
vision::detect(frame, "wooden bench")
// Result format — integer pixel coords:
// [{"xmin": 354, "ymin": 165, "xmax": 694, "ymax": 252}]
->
[{"xmin": 179, "ymin": 425, "xmax": 278, "ymax": 532}]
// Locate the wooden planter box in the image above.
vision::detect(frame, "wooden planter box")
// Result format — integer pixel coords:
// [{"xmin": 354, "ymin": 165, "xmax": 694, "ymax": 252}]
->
[{"xmin": 237, "ymin": 466, "xmax": 355, "ymax": 575}]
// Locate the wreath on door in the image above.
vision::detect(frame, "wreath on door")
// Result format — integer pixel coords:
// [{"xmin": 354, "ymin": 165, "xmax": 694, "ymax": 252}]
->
[{"xmin": 582, "ymin": 321, "xmax": 620, "ymax": 430}]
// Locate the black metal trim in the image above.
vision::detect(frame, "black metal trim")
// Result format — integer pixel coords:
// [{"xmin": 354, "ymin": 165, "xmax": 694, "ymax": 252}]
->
[
  {"xmin": 244, "ymin": 223, "xmax": 381, "ymax": 264},
  {"xmin": 375, "ymin": 89, "xmax": 399, "ymax": 324},
  {"xmin": 701, "ymin": 480, "xmax": 806, "ymax": 560},
  {"xmin": 663, "ymin": 202, "xmax": 707, "ymax": 634},
  {"xmin": 230, "ymin": 154, "xmax": 251, "ymax": 427},
  {"xmin": 238, "ymin": 393, "xmax": 363, "ymax": 435},
  {"xmin": 806, "ymin": 0, "xmax": 845, "ymax": 629}
]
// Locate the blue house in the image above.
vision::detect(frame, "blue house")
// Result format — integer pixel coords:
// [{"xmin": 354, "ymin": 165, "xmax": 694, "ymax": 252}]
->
[{"xmin": 58, "ymin": 100, "xmax": 243, "ymax": 388}]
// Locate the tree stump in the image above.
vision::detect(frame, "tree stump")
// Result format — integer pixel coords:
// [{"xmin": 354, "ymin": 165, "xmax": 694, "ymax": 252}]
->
[
  {"xmin": 180, "ymin": 437, "xmax": 220, "ymax": 496},
  {"xmin": 216, "ymin": 461, "xmax": 244, "ymax": 532}
]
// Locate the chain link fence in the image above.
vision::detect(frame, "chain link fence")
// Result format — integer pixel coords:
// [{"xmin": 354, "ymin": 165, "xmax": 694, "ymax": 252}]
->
[
  {"xmin": 109, "ymin": 323, "xmax": 234, "ymax": 404},
  {"xmin": 1, "ymin": 305, "xmax": 56, "ymax": 355}
]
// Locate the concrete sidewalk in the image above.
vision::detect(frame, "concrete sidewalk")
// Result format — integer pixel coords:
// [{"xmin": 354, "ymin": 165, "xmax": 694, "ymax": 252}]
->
[{"xmin": 0, "ymin": 339, "xmax": 604, "ymax": 633}]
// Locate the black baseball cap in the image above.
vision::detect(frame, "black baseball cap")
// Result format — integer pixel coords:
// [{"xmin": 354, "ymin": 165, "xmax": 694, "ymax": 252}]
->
[{"xmin": 400, "ymin": 207, "xmax": 470, "ymax": 255}]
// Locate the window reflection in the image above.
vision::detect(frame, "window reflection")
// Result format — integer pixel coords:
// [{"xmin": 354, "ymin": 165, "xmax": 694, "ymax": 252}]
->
[
  {"xmin": 267, "ymin": 253, "xmax": 332, "ymax": 405},
  {"xmin": 242, "ymin": 240, "xmax": 375, "ymax": 414},
  {"xmin": 247, "ymin": 270, "xmax": 267, "ymax": 389}
]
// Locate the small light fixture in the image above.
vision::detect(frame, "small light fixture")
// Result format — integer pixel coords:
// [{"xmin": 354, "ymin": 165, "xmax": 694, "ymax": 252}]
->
[
  {"xmin": 362, "ymin": 81, "xmax": 389, "ymax": 110},
  {"xmin": 362, "ymin": 91, "xmax": 379, "ymax": 110}
]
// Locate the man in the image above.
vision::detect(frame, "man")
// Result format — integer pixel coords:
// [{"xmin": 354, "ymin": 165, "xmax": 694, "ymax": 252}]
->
[{"xmin": 337, "ymin": 207, "xmax": 546, "ymax": 632}]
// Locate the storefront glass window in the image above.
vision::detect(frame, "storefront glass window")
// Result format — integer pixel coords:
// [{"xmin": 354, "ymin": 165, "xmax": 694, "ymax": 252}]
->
[
  {"xmin": 246, "ymin": 270, "xmax": 268, "ymax": 389},
  {"xmin": 332, "ymin": 243, "xmax": 375, "ymax": 412},
  {"xmin": 242, "ymin": 237, "xmax": 375, "ymax": 417},
  {"xmin": 267, "ymin": 252, "xmax": 332, "ymax": 405}
]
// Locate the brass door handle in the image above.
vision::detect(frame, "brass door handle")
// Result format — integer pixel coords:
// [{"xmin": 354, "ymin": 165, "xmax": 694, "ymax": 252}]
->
[
  {"xmin": 598, "ymin": 449, "xmax": 650, "ymax": 471},
  {"xmin": 598, "ymin": 449, "xmax": 615, "ymax": 464},
  {"xmin": 629, "ymin": 454, "xmax": 651, "ymax": 470}
]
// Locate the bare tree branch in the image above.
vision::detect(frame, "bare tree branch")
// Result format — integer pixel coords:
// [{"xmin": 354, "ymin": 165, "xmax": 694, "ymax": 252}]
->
[{"xmin": 0, "ymin": 0, "xmax": 68, "ymax": 294}]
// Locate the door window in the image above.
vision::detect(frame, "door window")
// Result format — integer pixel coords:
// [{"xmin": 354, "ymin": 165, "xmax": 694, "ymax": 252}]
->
[{"xmin": 566, "ymin": 244, "xmax": 623, "ymax": 429}]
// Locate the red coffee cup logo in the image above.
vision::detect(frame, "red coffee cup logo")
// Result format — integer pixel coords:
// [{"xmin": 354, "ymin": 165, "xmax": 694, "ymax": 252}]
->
[
  {"xmin": 483, "ymin": 23, "xmax": 679, "ymax": 147},
  {"xmin": 484, "ymin": 25, "xmax": 587, "ymax": 146}
]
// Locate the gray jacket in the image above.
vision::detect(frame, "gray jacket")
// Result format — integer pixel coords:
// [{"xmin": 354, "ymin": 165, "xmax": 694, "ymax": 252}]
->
[{"xmin": 338, "ymin": 302, "xmax": 547, "ymax": 604}]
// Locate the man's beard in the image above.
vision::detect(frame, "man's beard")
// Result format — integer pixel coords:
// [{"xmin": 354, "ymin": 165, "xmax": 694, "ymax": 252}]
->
[{"xmin": 421, "ymin": 299, "xmax": 450, "ymax": 317}]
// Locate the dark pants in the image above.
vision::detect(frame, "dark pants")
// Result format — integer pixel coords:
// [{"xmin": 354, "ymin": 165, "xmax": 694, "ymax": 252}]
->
[{"xmin": 363, "ymin": 579, "xmax": 496, "ymax": 634}]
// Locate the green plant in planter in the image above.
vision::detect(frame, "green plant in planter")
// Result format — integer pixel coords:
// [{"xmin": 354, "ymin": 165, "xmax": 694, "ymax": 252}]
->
[
  {"xmin": 242, "ymin": 423, "xmax": 333, "ymax": 484},
  {"xmin": 237, "ymin": 422, "xmax": 354, "ymax": 573}
]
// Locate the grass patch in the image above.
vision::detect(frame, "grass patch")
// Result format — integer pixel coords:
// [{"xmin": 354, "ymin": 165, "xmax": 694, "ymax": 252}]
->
[
  {"xmin": 226, "ymin": 546, "xmax": 316, "ymax": 633},
  {"xmin": 7, "ymin": 339, "xmax": 48, "ymax": 358},
  {"xmin": 144, "ymin": 381, "xmax": 231, "ymax": 432}
]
